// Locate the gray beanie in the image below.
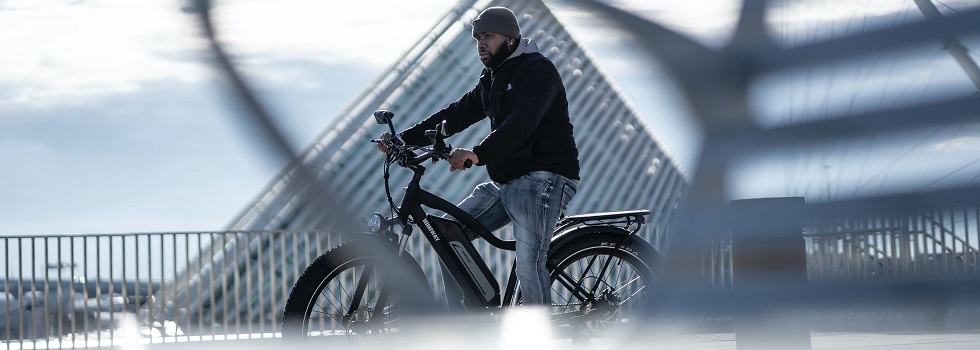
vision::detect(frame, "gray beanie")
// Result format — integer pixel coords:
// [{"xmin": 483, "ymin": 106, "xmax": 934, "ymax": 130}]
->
[{"xmin": 471, "ymin": 7, "xmax": 521, "ymax": 39}]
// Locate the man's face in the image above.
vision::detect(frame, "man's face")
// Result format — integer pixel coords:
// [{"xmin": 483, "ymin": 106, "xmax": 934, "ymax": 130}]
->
[{"xmin": 474, "ymin": 32, "xmax": 511, "ymax": 68}]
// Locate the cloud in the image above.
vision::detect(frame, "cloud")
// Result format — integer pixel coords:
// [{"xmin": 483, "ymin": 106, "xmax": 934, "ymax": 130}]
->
[
  {"xmin": 0, "ymin": 1, "xmax": 209, "ymax": 108},
  {"xmin": 210, "ymin": 0, "xmax": 460, "ymax": 67},
  {"xmin": 0, "ymin": 0, "xmax": 461, "ymax": 110},
  {"xmin": 933, "ymin": 135, "xmax": 980, "ymax": 151}
]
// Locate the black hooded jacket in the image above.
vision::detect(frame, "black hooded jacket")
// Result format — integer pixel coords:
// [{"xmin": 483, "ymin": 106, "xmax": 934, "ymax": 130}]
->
[{"xmin": 400, "ymin": 38, "xmax": 580, "ymax": 183}]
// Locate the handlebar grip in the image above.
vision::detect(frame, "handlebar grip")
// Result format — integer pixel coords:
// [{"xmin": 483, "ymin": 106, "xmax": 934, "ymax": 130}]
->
[{"xmin": 463, "ymin": 159, "xmax": 473, "ymax": 169}]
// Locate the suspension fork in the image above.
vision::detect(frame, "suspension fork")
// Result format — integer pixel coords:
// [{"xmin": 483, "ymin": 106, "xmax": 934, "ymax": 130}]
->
[{"xmin": 344, "ymin": 235, "xmax": 411, "ymax": 326}]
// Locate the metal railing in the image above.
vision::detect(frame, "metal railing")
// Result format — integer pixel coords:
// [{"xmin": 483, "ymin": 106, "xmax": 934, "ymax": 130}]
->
[
  {"xmin": 0, "ymin": 230, "xmax": 352, "ymax": 348},
  {"xmin": 807, "ymin": 208, "xmax": 980, "ymax": 283},
  {"xmin": 701, "ymin": 206, "xmax": 980, "ymax": 288}
]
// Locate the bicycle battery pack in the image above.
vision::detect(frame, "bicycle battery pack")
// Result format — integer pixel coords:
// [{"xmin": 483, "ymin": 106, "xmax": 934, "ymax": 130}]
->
[{"xmin": 426, "ymin": 215, "xmax": 500, "ymax": 306}]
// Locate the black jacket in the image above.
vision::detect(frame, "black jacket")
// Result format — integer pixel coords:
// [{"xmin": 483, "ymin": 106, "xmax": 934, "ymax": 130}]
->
[{"xmin": 400, "ymin": 38, "xmax": 580, "ymax": 183}]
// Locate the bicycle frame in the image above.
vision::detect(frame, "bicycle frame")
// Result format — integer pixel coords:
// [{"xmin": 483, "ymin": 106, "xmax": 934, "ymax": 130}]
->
[
  {"xmin": 384, "ymin": 157, "xmax": 655, "ymax": 315},
  {"xmin": 391, "ymin": 160, "xmax": 518, "ymax": 312}
]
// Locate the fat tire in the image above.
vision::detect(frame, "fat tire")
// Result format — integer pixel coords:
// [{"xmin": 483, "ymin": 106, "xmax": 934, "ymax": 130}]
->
[
  {"xmin": 546, "ymin": 231, "xmax": 660, "ymax": 341},
  {"xmin": 280, "ymin": 237, "xmax": 429, "ymax": 342}
]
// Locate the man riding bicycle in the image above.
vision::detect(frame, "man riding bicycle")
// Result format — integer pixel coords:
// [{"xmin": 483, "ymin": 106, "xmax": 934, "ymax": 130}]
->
[{"xmin": 377, "ymin": 6, "xmax": 580, "ymax": 309}]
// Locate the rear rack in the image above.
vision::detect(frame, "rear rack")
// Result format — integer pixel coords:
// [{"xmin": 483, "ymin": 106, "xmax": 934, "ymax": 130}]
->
[{"xmin": 556, "ymin": 209, "xmax": 650, "ymax": 233}]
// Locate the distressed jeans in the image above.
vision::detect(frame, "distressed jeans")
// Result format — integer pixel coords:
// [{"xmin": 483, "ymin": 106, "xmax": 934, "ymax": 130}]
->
[{"xmin": 444, "ymin": 170, "xmax": 578, "ymax": 309}]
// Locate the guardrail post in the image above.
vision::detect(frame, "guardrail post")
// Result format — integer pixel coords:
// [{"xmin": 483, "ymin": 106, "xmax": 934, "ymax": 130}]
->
[{"xmin": 730, "ymin": 197, "xmax": 810, "ymax": 350}]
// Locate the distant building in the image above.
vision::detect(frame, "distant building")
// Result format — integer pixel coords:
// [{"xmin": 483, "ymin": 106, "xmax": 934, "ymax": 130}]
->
[{"xmin": 173, "ymin": 0, "xmax": 688, "ymax": 330}]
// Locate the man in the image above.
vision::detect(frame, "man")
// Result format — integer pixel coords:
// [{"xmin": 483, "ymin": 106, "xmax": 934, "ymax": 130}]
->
[{"xmin": 379, "ymin": 6, "xmax": 580, "ymax": 308}]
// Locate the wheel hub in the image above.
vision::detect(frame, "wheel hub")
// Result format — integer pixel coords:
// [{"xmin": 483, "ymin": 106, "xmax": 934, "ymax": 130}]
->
[
  {"xmin": 581, "ymin": 290, "xmax": 623, "ymax": 330},
  {"xmin": 343, "ymin": 308, "xmax": 374, "ymax": 332}
]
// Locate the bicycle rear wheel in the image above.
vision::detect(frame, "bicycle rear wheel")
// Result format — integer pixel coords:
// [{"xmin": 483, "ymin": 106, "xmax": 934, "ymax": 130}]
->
[
  {"xmin": 546, "ymin": 231, "xmax": 658, "ymax": 342},
  {"xmin": 281, "ymin": 237, "xmax": 430, "ymax": 344}
]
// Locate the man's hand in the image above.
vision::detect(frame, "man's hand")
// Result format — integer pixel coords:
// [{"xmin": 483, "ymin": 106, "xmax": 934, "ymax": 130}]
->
[
  {"xmin": 449, "ymin": 148, "xmax": 478, "ymax": 172},
  {"xmin": 376, "ymin": 132, "xmax": 392, "ymax": 153}
]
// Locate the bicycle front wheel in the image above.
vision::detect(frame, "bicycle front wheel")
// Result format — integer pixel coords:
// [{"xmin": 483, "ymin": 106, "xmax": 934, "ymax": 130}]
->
[
  {"xmin": 546, "ymin": 231, "xmax": 659, "ymax": 342},
  {"xmin": 281, "ymin": 237, "xmax": 430, "ymax": 344}
]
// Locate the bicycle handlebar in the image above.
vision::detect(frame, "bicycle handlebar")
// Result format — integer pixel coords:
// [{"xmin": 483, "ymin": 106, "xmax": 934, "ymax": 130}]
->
[
  {"xmin": 371, "ymin": 138, "xmax": 444, "ymax": 167},
  {"xmin": 371, "ymin": 121, "xmax": 471, "ymax": 169}
]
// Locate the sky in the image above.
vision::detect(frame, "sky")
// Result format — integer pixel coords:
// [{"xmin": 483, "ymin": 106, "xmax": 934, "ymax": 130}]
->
[
  {"xmin": 1, "ymin": 0, "xmax": 979, "ymax": 234},
  {"xmin": 0, "ymin": 0, "xmax": 462, "ymax": 234}
]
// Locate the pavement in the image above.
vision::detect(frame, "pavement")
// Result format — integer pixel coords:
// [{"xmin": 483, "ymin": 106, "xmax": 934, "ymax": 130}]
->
[
  {"xmin": 100, "ymin": 330, "xmax": 980, "ymax": 350},
  {"xmin": 675, "ymin": 332, "xmax": 980, "ymax": 349},
  {"xmin": 5, "ymin": 319, "xmax": 980, "ymax": 350}
]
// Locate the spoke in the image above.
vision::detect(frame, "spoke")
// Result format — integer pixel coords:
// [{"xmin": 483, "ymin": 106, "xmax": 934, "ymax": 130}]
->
[
  {"xmin": 572, "ymin": 254, "xmax": 601, "ymax": 297},
  {"xmin": 549, "ymin": 254, "xmax": 606, "ymax": 319},
  {"xmin": 373, "ymin": 270, "xmax": 393, "ymax": 326},
  {"xmin": 316, "ymin": 282, "xmax": 348, "ymax": 320},
  {"xmin": 551, "ymin": 284, "xmax": 579, "ymax": 316},
  {"xmin": 619, "ymin": 284, "xmax": 647, "ymax": 305},
  {"xmin": 590, "ymin": 254, "xmax": 616, "ymax": 296},
  {"xmin": 541, "ymin": 242, "xmax": 656, "ymax": 340},
  {"xmin": 547, "ymin": 249, "xmax": 652, "ymax": 333},
  {"xmin": 347, "ymin": 265, "xmax": 375, "ymax": 316},
  {"xmin": 553, "ymin": 262, "xmax": 597, "ymax": 302},
  {"xmin": 308, "ymin": 265, "xmax": 367, "ymax": 333},
  {"xmin": 335, "ymin": 267, "xmax": 356, "ymax": 312},
  {"xmin": 611, "ymin": 274, "xmax": 643, "ymax": 295}
]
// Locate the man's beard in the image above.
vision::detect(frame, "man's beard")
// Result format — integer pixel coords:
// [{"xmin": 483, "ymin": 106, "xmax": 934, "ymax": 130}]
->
[{"xmin": 482, "ymin": 40, "xmax": 512, "ymax": 68}]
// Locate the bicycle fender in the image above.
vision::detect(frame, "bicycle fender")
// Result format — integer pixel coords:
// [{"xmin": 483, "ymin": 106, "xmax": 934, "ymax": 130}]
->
[
  {"xmin": 549, "ymin": 225, "xmax": 661, "ymax": 262},
  {"xmin": 336, "ymin": 235, "xmax": 433, "ymax": 301}
]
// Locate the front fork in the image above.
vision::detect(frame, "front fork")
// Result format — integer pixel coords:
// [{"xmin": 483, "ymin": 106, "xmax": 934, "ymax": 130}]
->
[
  {"xmin": 397, "ymin": 226, "xmax": 412, "ymax": 257},
  {"xmin": 343, "ymin": 229, "xmax": 411, "ymax": 333}
]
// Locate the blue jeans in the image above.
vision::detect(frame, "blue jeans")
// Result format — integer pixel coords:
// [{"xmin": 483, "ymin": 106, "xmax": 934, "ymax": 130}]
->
[{"xmin": 445, "ymin": 171, "xmax": 578, "ymax": 308}]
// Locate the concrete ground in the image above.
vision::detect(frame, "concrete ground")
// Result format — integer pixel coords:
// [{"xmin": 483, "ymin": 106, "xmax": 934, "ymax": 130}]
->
[
  {"xmin": 675, "ymin": 331, "xmax": 980, "ymax": 349},
  {"xmin": 113, "ymin": 330, "xmax": 980, "ymax": 350}
]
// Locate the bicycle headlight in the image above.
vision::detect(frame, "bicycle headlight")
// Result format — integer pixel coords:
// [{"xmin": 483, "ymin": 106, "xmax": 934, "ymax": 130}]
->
[{"xmin": 368, "ymin": 213, "xmax": 387, "ymax": 232}]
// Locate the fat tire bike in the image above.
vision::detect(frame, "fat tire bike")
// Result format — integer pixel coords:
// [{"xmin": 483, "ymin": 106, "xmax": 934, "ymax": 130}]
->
[{"xmin": 281, "ymin": 110, "xmax": 661, "ymax": 344}]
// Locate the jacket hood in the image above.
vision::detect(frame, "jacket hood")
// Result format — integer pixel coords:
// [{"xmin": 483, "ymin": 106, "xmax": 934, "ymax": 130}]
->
[{"xmin": 500, "ymin": 38, "xmax": 540, "ymax": 65}]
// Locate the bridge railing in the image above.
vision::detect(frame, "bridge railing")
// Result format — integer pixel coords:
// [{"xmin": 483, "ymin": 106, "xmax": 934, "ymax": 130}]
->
[
  {"xmin": 0, "ymin": 230, "xmax": 350, "ymax": 348},
  {"xmin": 701, "ymin": 206, "xmax": 980, "ymax": 288}
]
